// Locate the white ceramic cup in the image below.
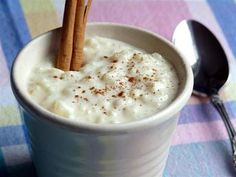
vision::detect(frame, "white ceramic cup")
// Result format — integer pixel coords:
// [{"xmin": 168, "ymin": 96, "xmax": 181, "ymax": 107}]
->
[{"xmin": 11, "ymin": 23, "xmax": 193, "ymax": 177}]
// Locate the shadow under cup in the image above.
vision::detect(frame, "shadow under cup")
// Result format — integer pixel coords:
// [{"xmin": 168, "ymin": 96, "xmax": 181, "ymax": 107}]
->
[{"xmin": 11, "ymin": 23, "xmax": 193, "ymax": 177}]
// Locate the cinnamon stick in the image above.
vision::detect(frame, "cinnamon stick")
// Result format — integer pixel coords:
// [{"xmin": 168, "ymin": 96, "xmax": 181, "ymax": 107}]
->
[
  {"xmin": 71, "ymin": 0, "xmax": 92, "ymax": 71},
  {"xmin": 56, "ymin": 0, "xmax": 77, "ymax": 71},
  {"xmin": 83, "ymin": 0, "xmax": 92, "ymax": 25},
  {"xmin": 56, "ymin": 0, "xmax": 92, "ymax": 71}
]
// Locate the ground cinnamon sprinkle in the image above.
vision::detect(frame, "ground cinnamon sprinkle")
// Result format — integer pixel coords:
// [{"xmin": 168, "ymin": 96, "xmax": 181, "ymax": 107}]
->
[
  {"xmin": 128, "ymin": 77, "xmax": 136, "ymax": 83},
  {"xmin": 117, "ymin": 91, "xmax": 124, "ymax": 97},
  {"xmin": 143, "ymin": 77, "xmax": 148, "ymax": 80},
  {"xmin": 93, "ymin": 89, "xmax": 105, "ymax": 95}
]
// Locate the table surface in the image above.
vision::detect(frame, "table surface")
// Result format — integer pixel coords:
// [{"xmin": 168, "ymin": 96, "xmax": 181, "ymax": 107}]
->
[{"xmin": 1, "ymin": 0, "xmax": 236, "ymax": 177}]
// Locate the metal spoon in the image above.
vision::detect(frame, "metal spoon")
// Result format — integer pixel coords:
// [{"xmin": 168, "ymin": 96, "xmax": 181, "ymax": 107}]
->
[{"xmin": 172, "ymin": 20, "xmax": 236, "ymax": 167}]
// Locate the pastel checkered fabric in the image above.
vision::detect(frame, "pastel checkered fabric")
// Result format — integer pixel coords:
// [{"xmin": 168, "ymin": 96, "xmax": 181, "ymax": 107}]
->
[{"xmin": 1, "ymin": 1, "xmax": 236, "ymax": 176}]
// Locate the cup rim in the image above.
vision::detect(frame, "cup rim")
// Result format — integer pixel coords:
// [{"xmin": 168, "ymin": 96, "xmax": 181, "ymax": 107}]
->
[{"xmin": 11, "ymin": 22, "xmax": 193, "ymax": 133}]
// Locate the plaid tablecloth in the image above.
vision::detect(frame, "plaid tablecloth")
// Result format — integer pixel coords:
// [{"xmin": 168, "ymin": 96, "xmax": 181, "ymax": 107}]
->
[{"xmin": 1, "ymin": 0, "xmax": 236, "ymax": 177}]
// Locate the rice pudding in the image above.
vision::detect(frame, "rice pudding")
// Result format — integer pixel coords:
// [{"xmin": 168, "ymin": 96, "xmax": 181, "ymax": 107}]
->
[{"xmin": 28, "ymin": 36, "xmax": 179, "ymax": 124}]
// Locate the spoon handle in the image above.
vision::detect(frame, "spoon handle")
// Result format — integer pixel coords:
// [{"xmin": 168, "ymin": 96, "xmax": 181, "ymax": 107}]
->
[{"xmin": 210, "ymin": 93, "xmax": 236, "ymax": 166}]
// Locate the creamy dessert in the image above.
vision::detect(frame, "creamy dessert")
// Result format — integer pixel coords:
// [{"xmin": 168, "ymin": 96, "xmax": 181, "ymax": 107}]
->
[{"xmin": 28, "ymin": 36, "xmax": 179, "ymax": 124}]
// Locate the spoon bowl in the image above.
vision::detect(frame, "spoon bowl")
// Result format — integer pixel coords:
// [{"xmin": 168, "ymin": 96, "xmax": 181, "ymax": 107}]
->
[{"xmin": 173, "ymin": 20, "xmax": 229, "ymax": 96}]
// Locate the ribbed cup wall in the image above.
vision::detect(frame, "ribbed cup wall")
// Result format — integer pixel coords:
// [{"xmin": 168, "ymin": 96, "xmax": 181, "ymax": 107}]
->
[{"xmin": 22, "ymin": 109, "xmax": 178, "ymax": 177}]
